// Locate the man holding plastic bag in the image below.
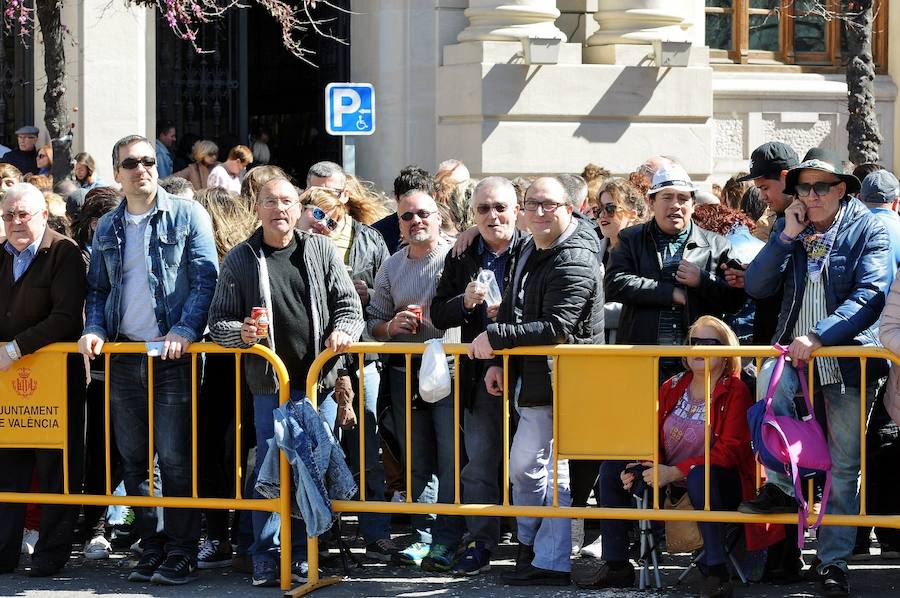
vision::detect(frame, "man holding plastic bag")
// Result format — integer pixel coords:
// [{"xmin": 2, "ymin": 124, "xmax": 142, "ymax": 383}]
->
[
  {"xmin": 469, "ymin": 176, "xmax": 605, "ymax": 586},
  {"xmin": 367, "ymin": 189, "xmax": 463, "ymax": 572},
  {"xmin": 432, "ymin": 177, "xmax": 529, "ymax": 576}
]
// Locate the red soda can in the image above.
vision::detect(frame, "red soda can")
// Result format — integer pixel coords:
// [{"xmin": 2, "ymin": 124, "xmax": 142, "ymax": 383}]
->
[
  {"xmin": 407, "ymin": 304, "xmax": 423, "ymax": 333},
  {"xmin": 251, "ymin": 307, "xmax": 269, "ymax": 338}
]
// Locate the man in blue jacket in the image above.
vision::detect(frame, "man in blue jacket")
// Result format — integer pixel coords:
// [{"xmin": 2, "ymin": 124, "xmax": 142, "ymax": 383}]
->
[
  {"xmin": 78, "ymin": 134, "xmax": 219, "ymax": 586},
  {"xmin": 740, "ymin": 158, "xmax": 891, "ymax": 598}
]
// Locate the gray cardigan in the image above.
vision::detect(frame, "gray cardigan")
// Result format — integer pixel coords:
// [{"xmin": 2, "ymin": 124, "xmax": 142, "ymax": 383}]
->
[{"xmin": 208, "ymin": 228, "xmax": 364, "ymax": 395}]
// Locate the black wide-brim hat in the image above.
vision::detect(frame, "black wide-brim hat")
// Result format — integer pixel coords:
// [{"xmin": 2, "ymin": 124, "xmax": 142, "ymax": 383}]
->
[{"xmin": 784, "ymin": 158, "xmax": 861, "ymax": 196}]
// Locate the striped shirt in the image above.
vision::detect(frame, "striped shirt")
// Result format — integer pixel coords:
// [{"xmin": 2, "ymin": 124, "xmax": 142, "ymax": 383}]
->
[
  {"xmin": 366, "ymin": 239, "xmax": 461, "ymax": 345},
  {"xmin": 792, "ymin": 274, "xmax": 841, "ymax": 385}
]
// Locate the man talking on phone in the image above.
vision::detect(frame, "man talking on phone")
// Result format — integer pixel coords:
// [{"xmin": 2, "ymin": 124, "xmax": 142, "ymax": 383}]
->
[{"xmin": 742, "ymin": 157, "xmax": 891, "ymax": 597}]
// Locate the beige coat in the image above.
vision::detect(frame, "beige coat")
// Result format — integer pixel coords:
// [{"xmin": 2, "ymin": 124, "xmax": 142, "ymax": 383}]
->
[
  {"xmin": 879, "ymin": 275, "xmax": 900, "ymax": 424},
  {"xmin": 174, "ymin": 162, "xmax": 214, "ymax": 191}
]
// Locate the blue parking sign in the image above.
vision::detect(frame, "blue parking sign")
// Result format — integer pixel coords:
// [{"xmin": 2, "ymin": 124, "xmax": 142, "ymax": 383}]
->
[{"xmin": 325, "ymin": 83, "xmax": 375, "ymax": 136}]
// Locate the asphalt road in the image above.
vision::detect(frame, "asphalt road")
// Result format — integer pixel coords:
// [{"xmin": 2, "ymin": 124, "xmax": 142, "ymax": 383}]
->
[{"xmin": 2, "ymin": 531, "xmax": 899, "ymax": 598}]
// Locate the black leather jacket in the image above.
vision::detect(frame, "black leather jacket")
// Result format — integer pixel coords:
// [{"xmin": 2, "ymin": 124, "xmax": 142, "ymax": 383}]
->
[{"xmin": 606, "ymin": 221, "xmax": 745, "ymax": 344}]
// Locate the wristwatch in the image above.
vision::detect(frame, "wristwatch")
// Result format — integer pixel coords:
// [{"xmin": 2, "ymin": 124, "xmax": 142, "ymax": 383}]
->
[{"xmin": 5, "ymin": 342, "xmax": 19, "ymax": 362}]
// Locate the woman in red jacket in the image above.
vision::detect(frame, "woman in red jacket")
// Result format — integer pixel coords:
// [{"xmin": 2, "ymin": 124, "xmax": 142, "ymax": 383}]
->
[{"xmin": 577, "ymin": 315, "xmax": 778, "ymax": 597}]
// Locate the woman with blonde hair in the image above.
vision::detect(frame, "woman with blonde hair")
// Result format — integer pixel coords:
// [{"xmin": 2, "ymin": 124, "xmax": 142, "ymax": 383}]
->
[
  {"xmin": 343, "ymin": 174, "xmax": 390, "ymax": 225},
  {"xmin": 579, "ymin": 315, "xmax": 778, "ymax": 596},
  {"xmin": 175, "ymin": 139, "xmax": 219, "ymax": 191},
  {"xmin": 294, "ymin": 184, "xmax": 396, "ymax": 559},
  {"xmin": 194, "ymin": 187, "xmax": 257, "ymax": 261},
  {"xmin": 240, "ymin": 164, "xmax": 289, "ymax": 205}
]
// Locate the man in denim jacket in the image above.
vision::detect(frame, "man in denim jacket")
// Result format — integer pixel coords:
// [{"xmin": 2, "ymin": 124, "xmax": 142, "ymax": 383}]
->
[{"xmin": 78, "ymin": 134, "xmax": 218, "ymax": 586}]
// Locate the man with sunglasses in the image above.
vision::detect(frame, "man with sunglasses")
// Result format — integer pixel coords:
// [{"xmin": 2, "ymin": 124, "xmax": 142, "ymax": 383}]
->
[
  {"xmin": 431, "ymin": 176, "xmax": 527, "ymax": 576},
  {"xmin": 0, "ymin": 183, "xmax": 86, "ymax": 577},
  {"xmin": 78, "ymin": 134, "xmax": 219, "ymax": 585},
  {"xmin": 367, "ymin": 189, "xmax": 463, "ymax": 572},
  {"xmin": 467, "ymin": 176, "xmax": 604, "ymax": 586},
  {"xmin": 742, "ymin": 158, "xmax": 892, "ymax": 597}
]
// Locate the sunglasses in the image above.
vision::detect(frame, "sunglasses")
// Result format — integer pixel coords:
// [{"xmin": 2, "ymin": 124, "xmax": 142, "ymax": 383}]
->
[
  {"xmin": 591, "ymin": 203, "xmax": 619, "ymax": 218},
  {"xmin": 119, "ymin": 156, "xmax": 157, "ymax": 170},
  {"xmin": 307, "ymin": 205, "xmax": 338, "ymax": 231},
  {"xmin": 795, "ymin": 181, "xmax": 842, "ymax": 197},
  {"xmin": 37, "ymin": 153, "xmax": 47, "ymax": 159},
  {"xmin": 400, "ymin": 209, "xmax": 435, "ymax": 221},
  {"xmin": 688, "ymin": 337, "xmax": 723, "ymax": 346},
  {"xmin": 474, "ymin": 203, "xmax": 510, "ymax": 215}
]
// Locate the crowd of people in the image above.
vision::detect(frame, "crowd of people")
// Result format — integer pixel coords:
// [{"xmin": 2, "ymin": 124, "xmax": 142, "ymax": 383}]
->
[{"xmin": 2, "ymin": 128, "xmax": 900, "ymax": 598}]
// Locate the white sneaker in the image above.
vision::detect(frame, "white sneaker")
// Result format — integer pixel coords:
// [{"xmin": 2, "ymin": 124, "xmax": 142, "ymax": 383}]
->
[
  {"xmin": 83, "ymin": 535, "xmax": 112, "ymax": 560},
  {"xmin": 571, "ymin": 519, "xmax": 585, "ymax": 556},
  {"xmin": 21, "ymin": 528, "xmax": 38, "ymax": 555},
  {"xmin": 580, "ymin": 534, "xmax": 603, "ymax": 559}
]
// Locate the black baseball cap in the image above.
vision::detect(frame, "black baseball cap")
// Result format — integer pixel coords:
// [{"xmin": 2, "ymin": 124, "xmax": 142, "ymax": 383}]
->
[{"xmin": 737, "ymin": 142, "xmax": 799, "ymax": 182}]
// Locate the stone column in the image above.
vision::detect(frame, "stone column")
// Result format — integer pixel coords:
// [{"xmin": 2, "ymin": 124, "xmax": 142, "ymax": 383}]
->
[
  {"xmin": 458, "ymin": 0, "xmax": 566, "ymax": 43},
  {"xmin": 587, "ymin": 0, "xmax": 688, "ymax": 47}
]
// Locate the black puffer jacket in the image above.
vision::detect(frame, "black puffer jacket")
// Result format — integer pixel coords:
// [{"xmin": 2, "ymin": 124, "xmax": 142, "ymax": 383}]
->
[
  {"xmin": 606, "ymin": 221, "xmax": 745, "ymax": 344},
  {"xmin": 487, "ymin": 218, "xmax": 604, "ymax": 408},
  {"xmin": 431, "ymin": 228, "xmax": 529, "ymax": 409}
]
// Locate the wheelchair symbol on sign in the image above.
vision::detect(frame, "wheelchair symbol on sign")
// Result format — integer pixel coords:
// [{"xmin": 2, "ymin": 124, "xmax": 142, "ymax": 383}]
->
[{"xmin": 356, "ymin": 109, "xmax": 372, "ymax": 130}]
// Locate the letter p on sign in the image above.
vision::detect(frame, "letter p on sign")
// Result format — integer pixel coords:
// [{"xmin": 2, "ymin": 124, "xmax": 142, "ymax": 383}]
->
[{"xmin": 325, "ymin": 83, "xmax": 375, "ymax": 136}]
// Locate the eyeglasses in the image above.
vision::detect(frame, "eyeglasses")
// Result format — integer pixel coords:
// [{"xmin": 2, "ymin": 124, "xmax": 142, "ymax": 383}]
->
[
  {"xmin": 688, "ymin": 337, "xmax": 723, "ymax": 347},
  {"xmin": 474, "ymin": 203, "xmax": 511, "ymax": 215},
  {"xmin": 306, "ymin": 205, "xmax": 339, "ymax": 231},
  {"xmin": 1, "ymin": 208, "xmax": 42, "ymax": 223},
  {"xmin": 260, "ymin": 197, "xmax": 299, "ymax": 211},
  {"xmin": 399, "ymin": 209, "xmax": 435, "ymax": 221},
  {"xmin": 523, "ymin": 200, "xmax": 566, "ymax": 212},
  {"xmin": 795, "ymin": 181, "xmax": 842, "ymax": 197},
  {"xmin": 118, "ymin": 156, "xmax": 157, "ymax": 170}
]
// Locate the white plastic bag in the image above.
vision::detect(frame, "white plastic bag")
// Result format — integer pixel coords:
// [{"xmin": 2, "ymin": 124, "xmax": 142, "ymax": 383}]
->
[
  {"xmin": 477, "ymin": 269, "xmax": 503, "ymax": 308},
  {"xmin": 419, "ymin": 339, "xmax": 452, "ymax": 403}
]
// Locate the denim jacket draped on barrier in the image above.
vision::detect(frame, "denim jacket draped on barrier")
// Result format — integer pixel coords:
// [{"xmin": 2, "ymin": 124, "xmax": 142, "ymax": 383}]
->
[{"xmin": 255, "ymin": 398, "xmax": 357, "ymax": 537}]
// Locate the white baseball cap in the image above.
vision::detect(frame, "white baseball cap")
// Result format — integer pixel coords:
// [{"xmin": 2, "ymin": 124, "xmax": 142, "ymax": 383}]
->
[{"xmin": 648, "ymin": 164, "xmax": 697, "ymax": 196}]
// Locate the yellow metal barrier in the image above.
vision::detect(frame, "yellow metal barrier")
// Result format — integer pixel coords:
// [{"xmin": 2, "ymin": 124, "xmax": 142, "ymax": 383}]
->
[
  {"xmin": 295, "ymin": 342, "xmax": 900, "ymax": 596},
  {"xmin": 0, "ymin": 342, "xmax": 305, "ymax": 594}
]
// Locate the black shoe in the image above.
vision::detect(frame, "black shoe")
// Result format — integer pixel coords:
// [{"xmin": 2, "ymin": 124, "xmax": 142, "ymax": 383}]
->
[
  {"xmin": 738, "ymin": 483, "xmax": 797, "ymax": 515},
  {"xmin": 499, "ymin": 563, "xmax": 570, "ymax": 586},
  {"xmin": 821, "ymin": 565, "xmax": 850, "ymax": 597},
  {"xmin": 515, "ymin": 543, "xmax": 535, "ymax": 572},
  {"xmin": 804, "ymin": 557, "xmax": 823, "ymax": 582},
  {"xmin": 700, "ymin": 574, "xmax": 734, "ymax": 598},
  {"xmin": 150, "ymin": 553, "xmax": 198, "ymax": 585},
  {"xmin": 128, "ymin": 550, "xmax": 165, "ymax": 582},
  {"xmin": 574, "ymin": 561, "xmax": 635, "ymax": 589},
  {"xmin": 27, "ymin": 559, "xmax": 61, "ymax": 578}
]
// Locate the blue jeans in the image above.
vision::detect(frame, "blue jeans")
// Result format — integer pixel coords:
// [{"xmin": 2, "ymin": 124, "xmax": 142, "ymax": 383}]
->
[
  {"xmin": 389, "ymin": 367, "xmax": 461, "ymax": 547},
  {"xmin": 510, "ymin": 404, "xmax": 571, "ymax": 573},
  {"xmin": 318, "ymin": 362, "xmax": 391, "ymax": 543},
  {"xmin": 460, "ymin": 380, "xmax": 502, "ymax": 551},
  {"xmin": 250, "ymin": 390, "xmax": 307, "ymax": 564},
  {"xmin": 110, "ymin": 353, "xmax": 199, "ymax": 558},
  {"xmin": 757, "ymin": 358, "xmax": 877, "ymax": 572}
]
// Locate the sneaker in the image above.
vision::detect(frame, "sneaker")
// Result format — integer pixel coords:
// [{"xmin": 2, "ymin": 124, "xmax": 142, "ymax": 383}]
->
[
  {"xmin": 392, "ymin": 541, "xmax": 430, "ymax": 566},
  {"xmin": 251, "ymin": 558, "xmax": 278, "ymax": 587},
  {"xmin": 499, "ymin": 531, "xmax": 514, "ymax": 544},
  {"xmin": 291, "ymin": 561, "xmax": 310, "ymax": 583},
  {"xmin": 700, "ymin": 574, "xmax": 734, "ymax": 598},
  {"xmin": 738, "ymin": 483, "xmax": 797, "ymax": 515},
  {"xmin": 21, "ymin": 528, "xmax": 38, "ymax": 555},
  {"xmin": 197, "ymin": 539, "xmax": 232, "ymax": 569},
  {"xmin": 452, "ymin": 541, "xmax": 491, "ymax": 576},
  {"xmin": 880, "ymin": 543, "xmax": 900, "ymax": 559},
  {"xmin": 151, "ymin": 553, "xmax": 198, "ymax": 585},
  {"xmin": 128, "ymin": 550, "xmax": 165, "ymax": 582},
  {"xmin": 574, "ymin": 561, "xmax": 635, "ymax": 589},
  {"xmin": 365, "ymin": 538, "xmax": 399, "ymax": 562},
  {"xmin": 580, "ymin": 535, "xmax": 603, "ymax": 559},
  {"xmin": 83, "ymin": 535, "xmax": 111, "ymax": 560},
  {"xmin": 130, "ymin": 539, "xmax": 144, "ymax": 555},
  {"xmin": 821, "ymin": 565, "xmax": 850, "ymax": 597},
  {"xmin": 421, "ymin": 544, "xmax": 455, "ymax": 573},
  {"xmin": 500, "ymin": 563, "xmax": 571, "ymax": 586},
  {"xmin": 571, "ymin": 519, "xmax": 585, "ymax": 556}
]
